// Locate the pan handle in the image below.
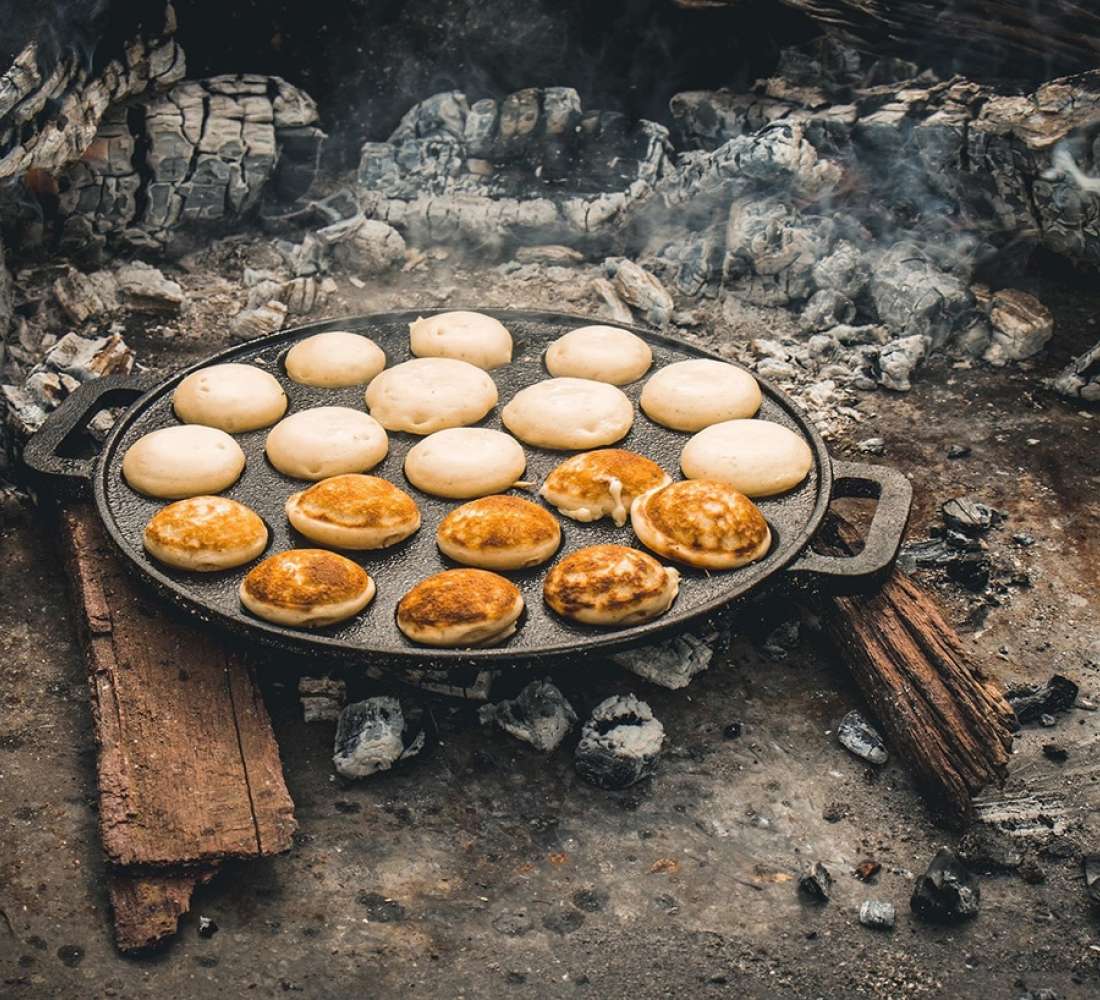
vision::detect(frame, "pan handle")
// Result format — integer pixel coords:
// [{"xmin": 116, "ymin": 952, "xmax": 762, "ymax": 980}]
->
[
  {"xmin": 23, "ymin": 372, "xmax": 154, "ymax": 498},
  {"xmin": 787, "ymin": 460, "xmax": 912, "ymax": 594}
]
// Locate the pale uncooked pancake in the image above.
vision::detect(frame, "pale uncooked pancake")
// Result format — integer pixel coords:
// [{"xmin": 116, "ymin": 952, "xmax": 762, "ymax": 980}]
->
[
  {"xmin": 284, "ymin": 331, "xmax": 386, "ymax": 388},
  {"xmin": 631, "ymin": 479, "xmax": 771, "ymax": 570},
  {"xmin": 286, "ymin": 474, "xmax": 420, "ymax": 550},
  {"xmin": 122, "ymin": 425, "xmax": 246, "ymax": 499},
  {"xmin": 265, "ymin": 407, "xmax": 388, "ymax": 481},
  {"xmin": 544, "ymin": 325, "xmax": 652, "ymax": 385},
  {"xmin": 540, "ymin": 448, "xmax": 670, "ymax": 527},
  {"xmin": 404, "ymin": 428, "xmax": 526, "ymax": 499},
  {"xmin": 501, "ymin": 378, "xmax": 634, "ymax": 450},
  {"xmin": 680, "ymin": 418, "xmax": 812, "ymax": 497},
  {"xmin": 396, "ymin": 568, "xmax": 524, "ymax": 647},
  {"xmin": 640, "ymin": 359, "xmax": 761, "ymax": 431},
  {"xmin": 436, "ymin": 495, "xmax": 561, "ymax": 570},
  {"xmin": 143, "ymin": 496, "xmax": 268, "ymax": 571},
  {"xmin": 365, "ymin": 357, "xmax": 498, "ymax": 434},
  {"xmin": 543, "ymin": 544, "xmax": 679, "ymax": 626},
  {"xmin": 409, "ymin": 311, "xmax": 513, "ymax": 370},
  {"xmin": 172, "ymin": 363, "xmax": 287, "ymax": 433},
  {"xmin": 240, "ymin": 549, "xmax": 375, "ymax": 627}
]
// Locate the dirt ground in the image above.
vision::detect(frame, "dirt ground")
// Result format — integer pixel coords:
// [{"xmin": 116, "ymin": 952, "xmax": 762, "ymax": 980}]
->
[{"xmin": 1, "ymin": 251, "xmax": 1098, "ymax": 999}]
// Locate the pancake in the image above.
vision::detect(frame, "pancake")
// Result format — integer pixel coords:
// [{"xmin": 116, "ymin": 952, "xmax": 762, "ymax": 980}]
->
[
  {"xmin": 631, "ymin": 479, "xmax": 771, "ymax": 569},
  {"xmin": 284, "ymin": 331, "xmax": 386, "ymax": 388},
  {"xmin": 172, "ymin": 363, "xmax": 288, "ymax": 433},
  {"xmin": 501, "ymin": 377, "xmax": 634, "ymax": 450},
  {"xmin": 543, "ymin": 544, "xmax": 680, "ymax": 626},
  {"xmin": 365, "ymin": 357, "xmax": 498, "ymax": 434},
  {"xmin": 404, "ymin": 427, "xmax": 526, "ymax": 499},
  {"xmin": 409, "ymin": 311, "xmax": 513, "ymax": 370},
  {"xmin": 540, "ymin": 448, "xmax": 671, "ymax": 527},
  {"xmin": 640, "ymin": 359, "xmax": 761, "ymax": 431},
  {"xmin": 396, "ymin": 568, "xmax": 524, "ymax": 647},
  {"xmin": 122, "ymin": 424, "xmax": 246, "ymax": 499},
  {"xmin": 680, "ymin": 418, "xmax": 812, "ymax": 497},
  {"xmin": 286, "ymin": 474, "xmax": 420, "ymax": 550},
  {"xmin": 544, "ymin": 325, "xmax": 652, "ymax": 385},
  {"xmin": 240, "ymin": 549, "xmax": 375, "ymax": 627},
  {"xmin": 265, "ymin": 406, "xmax": 388, "ymax": 480},
  {"xmin": 436, "ymin": 495, "xmax": 561, "ymax": 570},
  {"xmin": 143, "ymin": 496, "xmax": 268, "ymax": 571}
]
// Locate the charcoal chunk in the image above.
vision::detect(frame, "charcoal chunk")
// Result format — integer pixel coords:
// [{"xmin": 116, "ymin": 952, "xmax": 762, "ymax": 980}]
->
[
  {"xmin": 858, "ymin": 900, "xmax": 895, "ymax": 930},
  {"xmin": 574, "ymin": 695, "xmax": 664, "ymax": 790},
  {"xmin": 333, "ymin": 697, "xmax": 425, "ymax": 780},
  {"xmin": 610, "ymin": 631, "xmax": 718, "ymax": 690},
  {"xmin": 957, "ymin": 827, "xmax": 1024, "ymax": 872},
  {"xmin": 798, "ymin": 861, "xmax": 833, "ymax": 902},
  {"xmin": 837, "ymin": 709, "xmax": 888, "ymax": 765},
  {"xmin": 1005, "ymin": 675, "xmax": 1079, "ymax": 725},
  {"xmin": 910, "ymin": 848, "xmax": 980, "ymax": 923},
  {"xmin": 941, "ymin": 496, "xmax": 1002, "ymax": 535},
  {"xmin": 478, "ymin": 679, "xmax": 578, "ymax": 752}
]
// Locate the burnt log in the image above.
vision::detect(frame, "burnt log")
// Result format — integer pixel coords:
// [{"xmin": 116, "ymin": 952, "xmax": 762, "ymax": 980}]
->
[{"xmin": 817, "ymin": 516, "xmax": 1016, "ymax": 824}]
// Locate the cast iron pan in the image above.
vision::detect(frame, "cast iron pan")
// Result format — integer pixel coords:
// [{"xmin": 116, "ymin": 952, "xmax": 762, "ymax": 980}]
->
[{"xmin": 26, "ymin": 309, "xmax": 912, "ymax": 671}]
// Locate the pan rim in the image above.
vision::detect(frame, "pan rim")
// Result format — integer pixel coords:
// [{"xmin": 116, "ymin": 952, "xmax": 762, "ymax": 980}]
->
[{"xmin": 92, "ymin": 308, "xmax": 833, "ymax": 666}]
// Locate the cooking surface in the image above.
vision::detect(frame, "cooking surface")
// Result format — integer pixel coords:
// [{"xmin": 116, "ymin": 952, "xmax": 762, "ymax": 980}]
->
[{"xmin": 95, "ymin": 310, "xmax": 828, "ymax": 664}]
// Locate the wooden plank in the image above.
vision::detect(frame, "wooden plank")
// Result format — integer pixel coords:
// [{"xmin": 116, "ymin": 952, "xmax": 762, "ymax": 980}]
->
[
  {"xmin": 58, "ymin": 503, "xmax": 296, "ymax": 868},
  {"xmin": 818, "ymin": 515, "xmax": 1015, "ymax": 825},
  {"xmin": 108, "ymin": 866, "xmax": 218, "ymax": 953}
]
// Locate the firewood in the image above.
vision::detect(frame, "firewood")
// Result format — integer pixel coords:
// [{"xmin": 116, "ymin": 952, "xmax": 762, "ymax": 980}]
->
[
  {"xmin": 57, "ymin": 503, "xmax": 296, "ymax": 950},
  {"xmin": 817, "ymin": 515, "xmax": 1015, "ymax": 825}
]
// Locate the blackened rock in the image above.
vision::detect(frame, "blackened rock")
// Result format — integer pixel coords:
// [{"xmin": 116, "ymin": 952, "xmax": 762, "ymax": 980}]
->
[
  {"xmin": 1005, "ymin": 675, "xmax": 1079, "ymax": 724},
  {"xmin": 946, "ymin": 444, "xmax": 971, "ymax": 459},
  {"xmin": 798, "ymin": 861, "xmax": 833, "ymax": 902},
  {"xmin": 837, "ymin": 709, "xmax": 889, "ymax": 765},
  {"xmin": 1084, "ymin": 854, "xmax": 1100, "ymax": 908},
  {"xmin": 942, "ymin": 496, "xmax": 1002, "ymax": 535},
  {"xmin": 574, "ymin": 695, "xmax": 664, "ymax": 790},
  {"xmin": 762, "ymin": 619, "xmax": 800, "ymax": 660},
  {"xmin": 858, "ymin": 900, "xmax": 895, "ymax": 930},
  {"xmin": 478, "ymin": 679, "xmax": 578, "ymax": 751},
  {"xmin": 910, "ymin": 848, "xmax": 980, "ymax": 923},
  {"xmin": 723, "ymin": 721, "xmax": 743, "ymax": 740},
  {"xmin": 333, "ymin": 697, "xmax": 425, "ymax": 779},
  {"xmin": 1041, "ymin": 742, "xmax": 1069, "ymax": 763}
]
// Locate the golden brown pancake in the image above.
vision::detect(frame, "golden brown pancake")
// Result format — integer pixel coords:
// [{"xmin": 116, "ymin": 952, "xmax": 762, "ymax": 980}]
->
[
  {"xmin": 436, "ymin": 495, "xmax": 561, "ymax": 570},
  {"xmin": 543, "ymin": 544, "xmax": 679, "ymax": 626},
  {"xmin": 286, "ymin": 474, "xmax": 420, "ymax": 550},
  {"xmin": 396, "ymin": 568, "xmax": 524, "ymax": 647},
  {"xmin": 631, "ymin": 479, "xmax": 771, "ymax": 570},
  {"xmin": 540, "ymin": 449, "xmax": 671, "ymax": 527},
  {"xmin": 239, "ymin": 549, "xmax": 375, "ymax": 627},
  {"xmin": 143, "ymin": 496, "xmax": 268, "ymax": 571}
]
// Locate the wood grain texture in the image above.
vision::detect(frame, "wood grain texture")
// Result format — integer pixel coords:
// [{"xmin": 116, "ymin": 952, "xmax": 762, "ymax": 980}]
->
[
  {"xmin": 819, "ymin": 516, "xmax": 1015, "ymax": 825},
  {"xmin": 58, "ymin": 503, "xmax": 296, "ymax": 868},
  {"xmin": 108, "ymin": 866, "xmax": 218, "ymax": 953}
]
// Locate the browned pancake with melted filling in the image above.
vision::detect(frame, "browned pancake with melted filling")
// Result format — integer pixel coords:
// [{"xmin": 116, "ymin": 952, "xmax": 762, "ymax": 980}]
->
[
  {"xmin": 543, "ymin": 544, "xmax": 676, "ymax": 624},
  {"xmin": 544, "ymin": 449, "xmax": 667, "ymax": 504},
  {"xmin": 398, "ymin": 569, "xmax": 521, "ymax": 632},
  {"xmin": 295, "ymin": 475, "xmax": 418, "ymax": 528},
  {"xmin": 242, "ymin": 549, "xmax": 370, "ymax": 610}
]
